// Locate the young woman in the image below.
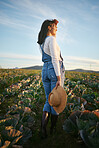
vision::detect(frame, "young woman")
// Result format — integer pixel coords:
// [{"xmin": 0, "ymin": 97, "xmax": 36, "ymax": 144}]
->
[{"xmin": 37, "ymin": 19, "xmax": 65, "ymax": 138}]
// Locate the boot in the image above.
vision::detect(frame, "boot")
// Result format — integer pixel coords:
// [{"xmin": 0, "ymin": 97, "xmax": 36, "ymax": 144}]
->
[
  {"xmin": 50, "ymin": 114, "xmax": 58, "ymax": 135},
  {"xmin": 41, "ymin": 111, "xmax": 50, "ymax": 139}
]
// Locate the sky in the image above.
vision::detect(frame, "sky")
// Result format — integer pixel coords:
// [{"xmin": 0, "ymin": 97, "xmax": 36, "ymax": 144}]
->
[{"xmin": 0, "ymin": 0, "xmax": 99, "ymax": 71}]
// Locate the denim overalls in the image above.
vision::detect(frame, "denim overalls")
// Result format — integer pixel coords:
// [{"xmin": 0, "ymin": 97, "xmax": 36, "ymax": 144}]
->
[{"xmin": 40, "ymin": 37, "xmax": 65, "ymax": 115}]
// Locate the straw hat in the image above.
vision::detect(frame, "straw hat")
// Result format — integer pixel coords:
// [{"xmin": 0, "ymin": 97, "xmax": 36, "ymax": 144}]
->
[{"xmin": 48, "ymin": 86, "xmax": 67, "ymax": 113}]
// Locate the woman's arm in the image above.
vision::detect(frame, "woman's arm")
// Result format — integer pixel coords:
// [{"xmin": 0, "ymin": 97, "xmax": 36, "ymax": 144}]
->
[
  {"xmin": 49, "ymin": 36, "xmax": 60, "ymax": 76},
  {"xmin": 49, "ymin": 36, "xmax": 61, "ymax": 88}
]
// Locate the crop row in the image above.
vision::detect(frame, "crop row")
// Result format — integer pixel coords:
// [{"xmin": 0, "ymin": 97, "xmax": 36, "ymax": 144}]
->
[
  {"xmin": 65, "ymin": 71, "xmax": 99, "ymax": 92},
  {"xmin": 0, "ymin": 69, "xmax": 40, "ymax": 93},
  {"xmin": 63, "ymin": 77, "xmax": 99, "ymax": 148},
  {"xmin": 0, "ymin": 72, "xmax": 44, "ymax": 148},
  {"xmin": 0, "ymin": 69, "xmax": 99, "ymax": 148}
]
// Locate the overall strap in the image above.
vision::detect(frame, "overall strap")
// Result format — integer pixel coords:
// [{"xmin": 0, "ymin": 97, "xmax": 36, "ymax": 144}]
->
[
  {"xmin": 60, "ymin": 52, "xmax": 63, "ymax": 61},
  {"xmin": 40, "ymin": 36, "xmax": 50, "ymax": 52},
  {"xmin": 40, "ymin": 44, "xmax": 44, "ymax": 53}
]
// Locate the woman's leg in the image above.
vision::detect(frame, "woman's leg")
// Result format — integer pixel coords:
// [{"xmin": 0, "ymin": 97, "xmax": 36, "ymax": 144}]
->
[
  {"xmin": 50, "ymin": 81, "xmax": 59, "ymax": 135},
  {"xmin": 41, "ymin": 111, "xmax": 50, "ymax": 138},
  {"xmin": 50, "ymin": 114, "xmax": 58, "ymax": 135},
  {"xmin": 41, "ymin": 79, "xmax": 51, "ymax": 138}
]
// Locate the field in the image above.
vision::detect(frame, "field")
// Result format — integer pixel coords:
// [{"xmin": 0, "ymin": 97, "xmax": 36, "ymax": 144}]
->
[{"xmin": 0, "ymin": 69, "xmax": 99, "ymax": 148}]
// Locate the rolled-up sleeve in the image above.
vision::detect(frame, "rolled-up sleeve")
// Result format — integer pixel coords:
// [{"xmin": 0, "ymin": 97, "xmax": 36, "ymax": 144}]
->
[{"xmin": 49, "ymin": 36, "xmax": 60, "ymax": 76}]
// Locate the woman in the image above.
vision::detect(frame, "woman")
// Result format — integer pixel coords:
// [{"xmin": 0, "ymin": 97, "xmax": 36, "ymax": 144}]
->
[{"xmin": 37, "ymin": 19, "xmax": 65, "ymax": 138}]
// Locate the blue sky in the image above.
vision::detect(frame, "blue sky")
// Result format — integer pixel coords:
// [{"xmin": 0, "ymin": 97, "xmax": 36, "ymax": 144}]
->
[{"xmin": 0, "ymin": 0, "xmax": 99, "ymax": 71}]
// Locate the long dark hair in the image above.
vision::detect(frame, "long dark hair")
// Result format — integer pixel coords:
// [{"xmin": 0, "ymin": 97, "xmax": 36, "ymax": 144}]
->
[{"xmin": 37, "ymin": 19, "xmax": 59, "ymax": 45}]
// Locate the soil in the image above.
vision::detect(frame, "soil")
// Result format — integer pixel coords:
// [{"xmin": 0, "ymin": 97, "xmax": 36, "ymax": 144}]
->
[{"xmin": 23, "ymin": 110, "xmax": 88, "ymax": 148}]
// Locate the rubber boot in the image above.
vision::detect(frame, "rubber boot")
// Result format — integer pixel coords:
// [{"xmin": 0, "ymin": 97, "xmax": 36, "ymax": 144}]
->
[
  {"xmin": 41, "ymin": 111, "xmax": 50, "ymax": 139},
  {"xmin": 50, "ymin": 114, "xmax": 58, "ymax": 135}
]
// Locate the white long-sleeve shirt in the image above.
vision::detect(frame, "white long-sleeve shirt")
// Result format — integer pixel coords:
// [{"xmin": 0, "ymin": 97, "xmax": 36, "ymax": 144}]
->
[{"xmin": 39, "ymin": 36, "xmax": 62, "ymax": 76}]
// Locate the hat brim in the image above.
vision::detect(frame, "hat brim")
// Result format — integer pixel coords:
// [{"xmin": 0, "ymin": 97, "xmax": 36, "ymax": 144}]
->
[{"xmin": 48, "ymin": 86, "xmax": 67, "ymax": 114}]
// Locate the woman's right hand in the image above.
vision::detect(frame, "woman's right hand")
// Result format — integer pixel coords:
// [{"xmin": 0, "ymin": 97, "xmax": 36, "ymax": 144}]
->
[
  {"xmin": 55, "ymin": 75, "xmax": 61, "ymax": 89},
  {"xmin": 55, "ymin": 80, "xmax": 61, "ymax": 89}
]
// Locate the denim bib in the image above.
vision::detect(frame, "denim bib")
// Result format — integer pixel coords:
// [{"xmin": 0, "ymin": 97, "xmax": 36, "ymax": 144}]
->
[
  {"xmin": 40, "ymin": 36, "xmax": 51, "ymax": 63},
  {"xmin": 40, "ymin": 36, "xmax": 65, "ymax": 87}
]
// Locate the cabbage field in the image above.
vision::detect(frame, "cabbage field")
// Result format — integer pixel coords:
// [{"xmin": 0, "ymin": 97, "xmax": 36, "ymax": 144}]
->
[{"xmin": 0, "ymin": 69, "xmax": 99, "ymax": 148}]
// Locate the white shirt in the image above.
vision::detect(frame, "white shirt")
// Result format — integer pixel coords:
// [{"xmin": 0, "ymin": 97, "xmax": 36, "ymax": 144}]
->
[{"xmin": 39, "ymin": 36, "xmax": 62, "ymax": 76}]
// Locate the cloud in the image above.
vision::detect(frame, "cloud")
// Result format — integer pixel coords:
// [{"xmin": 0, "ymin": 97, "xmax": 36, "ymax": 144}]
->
[
  {"xmin": 1, "ymin": 53, "xmax": 99, "ymax": 71},
  {"xmin": 0, "ymin": 53, "xmax": 42, "ymax": 68},
  {"xmin": 0, "ymin": 0, "xmax": 74, "ymax": 44},
  {"xmin": 0, "ymin": 0, "xmax": 57, "ymax": 19},
  {"xmin": 0, "ymin": 53, "xmax": 41, "ymax": 60},
  {"xmin": 0, "ymin": 11, "xmax": 34, "ymax": 30},
  {"xmin": 91, "ymin": 5, "xmax": 99, "ymax": 11},
  {"xmin": 0, "ymin": 0, "xmax": 58, "ymax": 34},
  {"xmin": 0, "ymin": 1, "xmax": 18, "ymax": 10},
  {"xmin": 65, "ymin": 56, "xmax": 99, "ymax": 65},
  {"xmin": 63, "ymin": 56, "xmax": 99, "ymax": 71},
  {"xmin": 0, "ymin": 52, "xmax": 43, "ymax": 68}
]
